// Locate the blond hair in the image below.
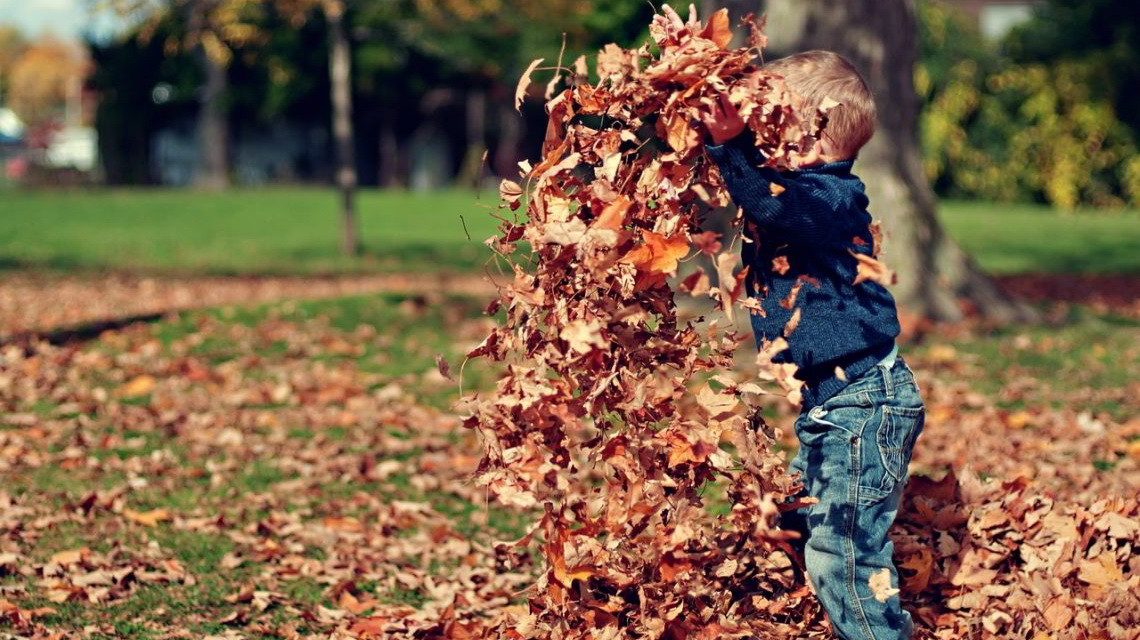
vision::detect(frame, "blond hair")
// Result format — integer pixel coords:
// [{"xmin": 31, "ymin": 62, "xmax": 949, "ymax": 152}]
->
[{"xmin": 764, "ymin": 50, "xmax": 876, "ymax": 159}]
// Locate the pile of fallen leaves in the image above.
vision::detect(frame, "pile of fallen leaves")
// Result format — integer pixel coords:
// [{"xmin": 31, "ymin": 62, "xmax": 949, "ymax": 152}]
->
[
  {"xmin": 0, "ymin": 300, "xmax": 530, "ymax": 638},
  {"xmin": 895, "ymin": 470, "xmax": 1140, "ymax": 639},
  {"xmin": 463, "ymin": 6, "xmax": 1140, "ymax": 638}
]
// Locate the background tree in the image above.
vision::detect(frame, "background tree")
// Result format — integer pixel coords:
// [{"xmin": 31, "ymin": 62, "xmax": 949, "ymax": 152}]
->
[
  {"xmin": 5, "ymin": 36, "xmax": 89, "ymax": 126},
  {"xmin": 323, "ymin": 0, "xmax": 357, "ymax": 254},
  {"xmin": 917, "ymin": 0, "xmax": 1139, "ymax": 209},
  {"xmin": 763, "ymin": 0, "xmax": 1033, "ymax": 322},
  {"xmin": 0, "ymin": 26, "xmax": 28, "ymax": 103},
  {"xmin": 1005, "ymin": 0, "xmax": 1139, "ymax": 135},
  {"xmin": 113, "ymin": 0, "xmax": 267, "ymax": 189}
]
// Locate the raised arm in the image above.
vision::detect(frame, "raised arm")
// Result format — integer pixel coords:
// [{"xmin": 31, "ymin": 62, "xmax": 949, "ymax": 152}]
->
[{"xmin": 706, "ymin": 135, "xmax": 860, "ymax": 246}]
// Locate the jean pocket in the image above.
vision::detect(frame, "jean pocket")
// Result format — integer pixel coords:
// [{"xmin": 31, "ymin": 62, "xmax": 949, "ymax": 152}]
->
[{"xmin": 875, "ymin": 405, "xmax": 924, "ymax": 489}]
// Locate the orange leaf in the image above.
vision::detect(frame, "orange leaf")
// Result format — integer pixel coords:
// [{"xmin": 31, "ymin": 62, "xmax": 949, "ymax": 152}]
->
[
  {"xmin": 621, "ymin": 230, "xmax": 689, "ymax": 275},
  {"xmin": 700, "ymin": 8, "xmax": 733, "ymax": 48},
  {"xmin": 49, "ymin": 548, "xmax": 87, "ymax": 566},
  {"xmin": 592, "ymin": 196, "xmax": 630, "ymax": 232},
  {"xmin": 662, "ymin": 110, "xmax": 698, "ymax": 153},
  {"xmin": 850, "ymin": 251, "xmax": 896, "ymax": 286},
  {"xmin": 349, "ymin": 616, "xmax": 390, "ymax": 637},
  {"xmin": 120, "ymin": 375, "xmax": 156, "ymax": 397},
  {"xmin": 123, "ymin": 508, "xmax": 170, "ymax": 527}
]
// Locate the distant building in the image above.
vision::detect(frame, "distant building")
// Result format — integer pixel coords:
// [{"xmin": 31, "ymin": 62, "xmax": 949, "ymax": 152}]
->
[
  {"xmin": 948, "ymin": 0, "xmax": 1039, "ymax": 39},
  {"xmin": 0, "ymin": 108, "xmax": 25, "ymax": 143},
  {"xmin": 44, "ymin": 126, "xmax": 97, "ymax": 172}
]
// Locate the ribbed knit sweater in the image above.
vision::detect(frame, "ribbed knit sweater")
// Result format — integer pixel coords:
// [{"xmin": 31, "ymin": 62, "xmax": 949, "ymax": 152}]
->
[{"xmin": 706, "ymin": 134, "xmax": 900, "ymax": 408}]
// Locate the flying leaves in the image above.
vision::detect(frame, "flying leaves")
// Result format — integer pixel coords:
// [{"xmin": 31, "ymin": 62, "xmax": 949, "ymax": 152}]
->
[
  {"xmin": 464, "ymin": 7, "xmax": 826, "ymax": 637},
  {"xmin": 621, "ymin": 230, "xmax": 690, "ymax": 275},
  {"xmin": 515, "ymin": 58, "xmax": 544, "ymax": 112}
]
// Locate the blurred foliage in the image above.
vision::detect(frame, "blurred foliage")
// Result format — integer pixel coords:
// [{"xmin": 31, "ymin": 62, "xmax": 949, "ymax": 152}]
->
[
  {"xmin": 0, "ymin": 25, "xmax": 28, "ymax": 102},
  {"xmin": 917, "ymin": 0, "xmax": 1140, "ymax": 209},
  {"xmin": 1, "ymin": 34, "xmax": 89, "ymax": 125}
]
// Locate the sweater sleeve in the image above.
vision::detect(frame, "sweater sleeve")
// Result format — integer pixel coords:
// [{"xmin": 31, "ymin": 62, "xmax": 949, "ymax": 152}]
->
[{"xmin": 706, "ymin": 136, "xmax": 852, "ymax": 246}]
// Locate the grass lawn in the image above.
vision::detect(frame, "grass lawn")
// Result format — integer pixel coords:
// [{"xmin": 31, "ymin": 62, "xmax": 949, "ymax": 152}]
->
[
  {"xmin": 935, "ymin": 200, "xmax": 1140, "ymax": 275},
  {"xmin": 0, "ymin": 188, "xmax": 502, "ymax": 275},
  {"xmin": 2, "ymin": 188, "xmax": 1138, "ymax": 275}
]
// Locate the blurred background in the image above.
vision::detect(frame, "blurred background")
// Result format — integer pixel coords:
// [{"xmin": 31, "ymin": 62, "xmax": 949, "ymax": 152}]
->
[{"xmin": 0, "ymin": 1, "xmax": 1137, "ymax": 278}]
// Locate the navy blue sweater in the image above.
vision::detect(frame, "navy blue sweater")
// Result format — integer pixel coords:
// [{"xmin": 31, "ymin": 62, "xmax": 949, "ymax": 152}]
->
[{"xmin": 706, "ymin": 134, "xmax": 900, "ymax": 408}]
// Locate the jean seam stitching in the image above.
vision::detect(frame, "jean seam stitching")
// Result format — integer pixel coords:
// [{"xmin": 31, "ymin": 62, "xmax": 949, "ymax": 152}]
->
[
  {"xmin": 878, "ymin": 407, "xmax": 903, "ymax": 491},
  {"xmin": 847, "ymin": 432, "xmax": 877, "ymax": 640}
]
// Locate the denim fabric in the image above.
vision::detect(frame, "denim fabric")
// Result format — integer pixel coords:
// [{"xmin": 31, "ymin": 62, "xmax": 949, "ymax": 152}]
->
[{"xmin": 785, "ymin": 354, "xmax": 925, "ymax": 640}]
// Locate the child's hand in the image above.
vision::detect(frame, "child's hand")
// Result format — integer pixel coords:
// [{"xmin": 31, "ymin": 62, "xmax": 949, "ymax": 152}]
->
[
  {"xmin": 790, "ymin": 140, "xmax": 823, "ymax": 168},
  {"xmin": 699, "ymin": 91, "xmax": 747, "ymax": 146}
]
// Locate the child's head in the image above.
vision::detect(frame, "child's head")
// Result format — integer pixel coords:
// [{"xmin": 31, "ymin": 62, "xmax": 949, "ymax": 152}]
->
[{"xmin": 764, "ymin": 50, "xmax": 875, "ymax": 161}]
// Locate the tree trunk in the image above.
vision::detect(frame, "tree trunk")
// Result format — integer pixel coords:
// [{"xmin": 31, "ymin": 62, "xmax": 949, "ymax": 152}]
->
[
  {"xmin": 493, "ymin": 99, "xmax": 521, "ymax": 178},
  {"xmin": 764, "ymin": 0, "xmax": 1033, "ymax": 323},
  {"xmin": 378, "ymin": 107, "xmax": 399, "ymax": 187},
  {"xmin": 325, "ymin": 0, "xmax": 358, "ymax": 256},
  {"xmin": 457, "ymin": 88, "xmax": 487, "ymax": 187},
  {"xmin": 190, "ymin": 1, "xmax": 229, "ymax": 191}
]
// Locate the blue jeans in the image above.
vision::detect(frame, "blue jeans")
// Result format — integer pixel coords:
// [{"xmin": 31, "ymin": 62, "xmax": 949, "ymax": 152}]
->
[{"xmin": 786, "ymin": 355, "xmax": 925, "ymax": 640}]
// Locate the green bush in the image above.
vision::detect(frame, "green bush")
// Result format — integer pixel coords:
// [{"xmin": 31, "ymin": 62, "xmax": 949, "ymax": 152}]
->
[{"xmin": 917, "ymin": 0, "xmax": 1140, "ymax": 209}]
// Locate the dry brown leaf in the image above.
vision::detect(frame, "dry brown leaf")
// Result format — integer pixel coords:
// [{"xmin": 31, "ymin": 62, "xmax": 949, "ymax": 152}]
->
[{"xmin": 515, "ymin": 58, "xmax": 544, "ymax": 112}]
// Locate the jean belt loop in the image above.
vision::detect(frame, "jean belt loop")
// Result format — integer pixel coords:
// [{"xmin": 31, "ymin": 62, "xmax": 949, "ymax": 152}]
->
[{"xmin": 881, "ymin": 357, "xmax": 894, "ymax": 399}]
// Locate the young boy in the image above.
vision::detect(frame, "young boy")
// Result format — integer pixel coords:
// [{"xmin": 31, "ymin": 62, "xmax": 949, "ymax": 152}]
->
[{"xmin": 700, "ymin": 51, "xmax": 926, "ymax": 640}]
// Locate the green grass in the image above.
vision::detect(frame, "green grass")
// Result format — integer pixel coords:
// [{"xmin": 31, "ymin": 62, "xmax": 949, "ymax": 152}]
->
[
  {"xmin": 0, "ymin": 188, "xmax": 501, "ymax": 275},
  {"xmin": 2, "ymin": 188, "xmax": 1137, "ymax": 276},
  {"xmin": 937, "ymin": 200, "xmax": 1140, "ymax": 274},
  {"xmin": 911, "ymin": 306, "xmax": 1140, "ymax": 420}
]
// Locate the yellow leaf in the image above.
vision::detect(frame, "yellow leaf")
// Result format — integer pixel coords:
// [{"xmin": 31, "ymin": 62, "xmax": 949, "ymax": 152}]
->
[
  {"xmin": 1077, "ymin": 553, "xmax": 1124, "ymax": 586},
  {"xmin": 1127, "ymin": 439, "xmax": 1140, "ymax": 460},
  {"xmin": 49, "ymin": 548, "xmax": 86, "ymax": 566},
  {"xmin": 1006, "ymin": 410, "xmax": 1033, "ymax": 430},
  {"xmin": 928, "ymin": 344, "xmax": 957, "ymax": 364},
  {"xmin": 123, "ymin": 508, "xmax": 170, "ymax": 527},
  {"xmin": 120, "ymin": 375, "xmax": 156, "ymax": 397}
]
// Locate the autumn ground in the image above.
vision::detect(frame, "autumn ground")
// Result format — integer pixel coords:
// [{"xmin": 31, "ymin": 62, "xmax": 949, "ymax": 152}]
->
[{"xmin": 1, "ymin": 191, "xmax": 1139, "ymax": 637}]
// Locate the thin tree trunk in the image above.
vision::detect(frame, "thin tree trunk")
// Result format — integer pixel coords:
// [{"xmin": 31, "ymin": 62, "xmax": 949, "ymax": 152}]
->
[
  {"xmin": 325, "ymin": 0, "xmax": 358, "ymax": 256},
  {"xmin": 493, "ymin": 99, "xmax": 521, "ymax": 178},
  {"xmin": 190, "ymin": 0, "xmax": 229, "ymax": 191},
  {"xmin": 457, "ymin": 88, "xmax": 486, "ymax": 187},
  {"xmin": 764, "ymin": 0, "xmax": 1033, "ymax": 323},
  {"xmin": 378, "ymin": 108, "xmax": 398, "ymax": 187}
]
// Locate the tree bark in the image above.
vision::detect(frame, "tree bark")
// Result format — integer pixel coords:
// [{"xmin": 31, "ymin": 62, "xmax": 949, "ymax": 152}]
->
[
  {"xmin": 378, "ymin": 107, "xmax": 399, "ymax": 187},
  {"xmin": 189, "ymin": 0, "xmax": 229, "ymax": 191},
  {"xmin": 493, "ymin": 99, "xmax": 521, "ymax": 178},
  {"xmin": 764, "ymin": 0, "xmax": 1033, "ymax": 323},
  {"xmin": 457, "ymin": 88, "xmax": 487, "ymax": 187},
  {"xmin": 325, "ymin": 0, "xmax": 358, "ymax": 256}
]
